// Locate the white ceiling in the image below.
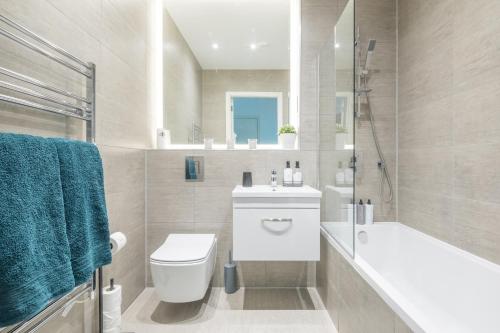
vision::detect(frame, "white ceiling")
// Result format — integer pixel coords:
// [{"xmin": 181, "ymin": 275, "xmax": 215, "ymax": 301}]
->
[{"xmin": 164, "ymin": 0, "xmax": 290, "ymax": 70}]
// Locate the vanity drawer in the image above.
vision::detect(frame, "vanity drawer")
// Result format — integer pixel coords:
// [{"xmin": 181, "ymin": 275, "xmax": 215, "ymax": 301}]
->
[{"xmin": 233, "ymin": 208, "xmax": 319, "ymax": 261}]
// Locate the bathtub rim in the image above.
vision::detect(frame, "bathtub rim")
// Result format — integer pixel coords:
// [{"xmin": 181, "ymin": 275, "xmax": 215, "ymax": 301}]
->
[
  {"xmin": 320, "ymin": 221, "xmax": 500, "ymax": 332},
  {"xmin": 320, "ymin": 222, "xmax": 422, "ymax": 332}
]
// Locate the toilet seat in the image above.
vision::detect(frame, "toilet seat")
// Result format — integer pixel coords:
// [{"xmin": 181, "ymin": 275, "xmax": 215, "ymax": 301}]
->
[
  {"xmin": 150, "ymin": 233, "xmax": 217, "ymax": 303},
  {"xmin": 150, "ymin": 234, "xmax": 216, "ymax": 264}
]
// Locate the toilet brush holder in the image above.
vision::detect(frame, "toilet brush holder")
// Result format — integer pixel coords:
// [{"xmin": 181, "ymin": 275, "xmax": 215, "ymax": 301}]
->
[{"xmin": 224, "ymin": 251, "xmax": 238, "ymax": 294}]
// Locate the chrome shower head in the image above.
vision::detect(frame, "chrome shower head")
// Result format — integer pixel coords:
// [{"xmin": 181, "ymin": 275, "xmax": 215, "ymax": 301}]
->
[{"xmin": 364, "ymin": 39, "xmax": 376, "ymax": 71}]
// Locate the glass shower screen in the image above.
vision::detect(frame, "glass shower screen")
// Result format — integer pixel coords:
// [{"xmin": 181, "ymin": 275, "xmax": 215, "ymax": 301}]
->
[{"xmin": 318, "ymin": 0, "xmax": 356, "ymax": 257}]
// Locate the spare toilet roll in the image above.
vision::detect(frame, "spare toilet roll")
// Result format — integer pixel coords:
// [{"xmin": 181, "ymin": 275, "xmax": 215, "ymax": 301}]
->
[
  {"xmin": 110, "ymin": 232, "xmax": 127, "ymax": 255},
  {"xmin": 103, "ymin": 284, "xmax": 122, "ymax": 333}
]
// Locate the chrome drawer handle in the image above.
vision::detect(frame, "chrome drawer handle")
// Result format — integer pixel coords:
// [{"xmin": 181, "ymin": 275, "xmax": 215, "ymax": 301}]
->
[{"xmin": 261, "ymin": 218, "xmax": 293, "ymax": 223}]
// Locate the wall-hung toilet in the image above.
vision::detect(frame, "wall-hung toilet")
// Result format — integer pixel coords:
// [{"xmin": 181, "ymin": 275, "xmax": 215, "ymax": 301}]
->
[{"xmin": 150, "ymin": 234, "xmax": 217, "ymax": 303}]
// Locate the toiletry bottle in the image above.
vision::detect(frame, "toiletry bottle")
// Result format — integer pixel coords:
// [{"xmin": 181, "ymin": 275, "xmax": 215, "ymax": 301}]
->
[
  {"xmin": 293, "ymin": 161, "xmax": 302, "ymax": 185},
  {"xmin": 365, "ymin": 199, "xmax": 374, "ymax": 225},
  {"xmin": 271, "ymin": 169, "xmax": 278, "ymax": 188},
  {"xmin": 336, "ymin": 161, "xmax": 345, "ymax": 186},
  {"xmin": 284, "ymin": 161, "xmax": 293, "ymax": 185},
  {"xmin": 356, "ymin": 199, "xmax": 365, "ymax": 225}
]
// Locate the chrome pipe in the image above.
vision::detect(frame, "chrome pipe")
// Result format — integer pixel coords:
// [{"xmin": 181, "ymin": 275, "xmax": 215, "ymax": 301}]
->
[
  {"xmin": 85, "ymin": 63, "xmax": 96, "ymax": 143},
  {"xmin": 0, "ymin": 94, "xmax": 90, "ymax": 120},
  {"xmin": 0, "ymin": 15, "xmax": 91, "ymax": 70},
  {"xmin": 0, "ymin": 81, "xmax": 90, "ymax": 113},
  {"xmin": 0, "ymin": 66, "xmax": 91, "ymax": 104},
  {"xmin": 0, "ymin": 27, "xmax": 91, "ymax": 77},
  {"xmin": 6, "ymin": 283, "xmax": 92, "ymax": 333}
]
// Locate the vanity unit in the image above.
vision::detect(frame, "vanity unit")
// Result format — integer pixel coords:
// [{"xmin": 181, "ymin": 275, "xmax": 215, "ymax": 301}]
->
[{"xmin": 232, "ymin": 185, "xmax": 321, "ymax": 261}]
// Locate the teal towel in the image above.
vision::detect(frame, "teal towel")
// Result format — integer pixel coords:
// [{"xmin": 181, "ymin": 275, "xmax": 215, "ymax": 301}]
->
[
  {"xmin": 0, "ymin": 134, "xmax": 75, "ymax": 327},
  {"xmin": 50, "ymin": 138, "xmax": 112, "ymax": 286}
]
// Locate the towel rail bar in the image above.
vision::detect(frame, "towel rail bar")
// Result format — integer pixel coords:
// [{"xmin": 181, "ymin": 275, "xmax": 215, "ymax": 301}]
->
[
  {"xmin": 0, "ymin": 15, "xmax": 92, "ymax": 76},
  {"xmin": 0, "ymin": 66, "xmax": 91, "ymax": 104},
  {"xmin": 0, "ymin": 94, "xmax": 90, "ymax": 120},
  {"xmin": 5, "ymin": 282, "xmax": 93, "ymax": 333},
  {"xmin": 0, "ymin": 14, "xmax": 102, "ymax": 333},
  {"xmin": 0, "ymin": 81, "xmax": 91, "ymax": 114}
]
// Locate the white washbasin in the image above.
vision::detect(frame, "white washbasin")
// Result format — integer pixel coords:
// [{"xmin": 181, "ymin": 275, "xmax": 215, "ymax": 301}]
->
[
  {"xmin": 232, "ymin": 185, "xmax": 321, "ymax": 261},
  {"xmin": 232, "ymin": 185, "xmax": 322, "ymax": 198}
]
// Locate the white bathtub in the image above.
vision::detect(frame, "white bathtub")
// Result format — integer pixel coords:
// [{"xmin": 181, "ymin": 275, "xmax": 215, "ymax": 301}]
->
[{"xmin": 321, "ymin": 222, "xmax": 500, "ymax": 333}]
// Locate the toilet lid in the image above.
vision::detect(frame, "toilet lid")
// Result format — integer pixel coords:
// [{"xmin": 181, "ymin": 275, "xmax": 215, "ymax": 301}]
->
[{"xmin": 150, "ymin": 234, "xmax": 216, "ymax": 263}]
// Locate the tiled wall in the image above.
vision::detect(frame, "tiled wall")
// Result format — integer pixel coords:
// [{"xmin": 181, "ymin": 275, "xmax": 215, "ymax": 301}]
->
[
  {"xmin": 163, "ymin": 9, "xmax": 202, "ymax": 144},
  {"xmin": 354, "ymin": 0, "xmax": 397, "ymax": 221},
  {"xmin": 317, "ymin": 234, "xmax": 413, "ymax": 333},
  {"xmin": 202, "ymin": 70, "xmax": 289, "ymax": 143},
  {"xmin": 0, "ymin": 0, "xmax": 151, "ymax": 327},
  {"xmin": 315, "ymin": 0, "xmax": 397, "ymax": 222},
  {"xmin": 398, "ymin": 0, "xmax": 500, "ymax": 265},
  {"xmin": 146, "ymin": 149, "xmax": 317, "ymax": 287},
  {"xmin": 144, "ymin": 0, "xmax": 338, "ymax": 289}
]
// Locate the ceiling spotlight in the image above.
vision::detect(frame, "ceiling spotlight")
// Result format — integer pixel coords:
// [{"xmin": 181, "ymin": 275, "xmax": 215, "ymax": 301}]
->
[
  {"xmin": 335, "ymin": 43, "xmax": 340, "ymax": 48},
  {"xmin": 250, "ymin": 43, "xmax": 257, "ymax": 50},
  {"xmin": 211, "ymin": 43, "xmax": 219, "ymax": 50}
]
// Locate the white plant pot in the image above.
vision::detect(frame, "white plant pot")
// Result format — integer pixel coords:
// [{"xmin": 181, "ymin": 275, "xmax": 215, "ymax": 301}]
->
[{"xmin": 280, "ymin": 133, "xmax": 297, "ymax": 149}]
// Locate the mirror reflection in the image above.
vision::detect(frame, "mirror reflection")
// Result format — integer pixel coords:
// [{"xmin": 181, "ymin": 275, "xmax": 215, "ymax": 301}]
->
[{"xmin": 162, "ymin": 0, "xmax": 294, "ymax": 146}]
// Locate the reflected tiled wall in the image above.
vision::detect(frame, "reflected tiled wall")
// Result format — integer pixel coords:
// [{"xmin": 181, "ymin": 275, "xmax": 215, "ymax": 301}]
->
[
  {"xmin": 398, "ymin": 0, "xmax": 500, "ymax": 265},
  {"xmin": 317, "ymin": 235, "xmax": 413, "ymax": 333},
  {"xmin": 0, "ymin": 0, "xmax": 151, "ymax": 326},
  {"xmin": 163, "ymin": 9, "xmax": 202, "ymax": 144},
  {"xmin": 202, "ymin": 70, "xmax": 290, "ymax": 143}
]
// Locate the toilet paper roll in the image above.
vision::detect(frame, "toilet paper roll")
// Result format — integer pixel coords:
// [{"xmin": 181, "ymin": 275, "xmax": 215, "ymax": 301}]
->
[
  {"xmin": 103, "ymin": 284, "xmax": 122, "ymax": 332},
  {"xmin": 103, "ymin": 284, "xmax": 122, "ymax": 312},
  {"xmin": 110, "ymin": 232, "xmax": 127, "ymax": 255}
]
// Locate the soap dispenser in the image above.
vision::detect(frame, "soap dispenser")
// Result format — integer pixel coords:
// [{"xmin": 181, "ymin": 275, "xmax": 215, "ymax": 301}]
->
[
  {"xmin": 271, "ymin": 169, "xmax": 278, "ymax": 189},
  {"xmin": 293, "ymin": 161, "xmax": 302, "ymax": 185},
  {"xmin": 365, "ymin": 199, "xmax": 374, "ymax": 225},
  {"xmin": 284, "ymin": 161, "xmax": 293, "ymax": 185},
  {"xmin": 356, "ymin": 199, "xmax": 365, "ymax": 225}
]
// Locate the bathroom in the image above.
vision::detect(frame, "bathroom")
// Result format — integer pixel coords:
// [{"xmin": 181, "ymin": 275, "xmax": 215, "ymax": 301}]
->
[{"xmin": 0, "ymin": 0, "xmax": 499, "ymax": 332}]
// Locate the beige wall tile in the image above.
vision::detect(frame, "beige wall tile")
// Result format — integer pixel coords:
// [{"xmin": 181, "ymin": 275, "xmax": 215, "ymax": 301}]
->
[
  {"xmin": 398, "ymin": 0, "xmax": 500, "ymax": 265},
  {"xmin": 100, "ymin": 146, "xmax": 146, "ymax": 311},
  {"xmin": 147, "ymin": 186, "xmax": 195, "ymax": 223}
]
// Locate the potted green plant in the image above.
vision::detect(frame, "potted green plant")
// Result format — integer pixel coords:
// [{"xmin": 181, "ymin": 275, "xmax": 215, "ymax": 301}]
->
[{"xmin": 279, "ymin": 124, "xmax": 297, "ymax": 149}]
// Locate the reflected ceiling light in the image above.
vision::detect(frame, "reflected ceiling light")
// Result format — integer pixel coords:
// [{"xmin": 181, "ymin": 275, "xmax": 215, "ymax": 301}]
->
[
  {"xmin": 335, "ymin": 43, "xmax": 340, "ymax": 48},
  {"xmin": 211, "ymin": 43, "xmax": 219, "ymax": 50},
  {"xmin": 250, "ymin": 43, "xmax": 257, "ymax": 50}
]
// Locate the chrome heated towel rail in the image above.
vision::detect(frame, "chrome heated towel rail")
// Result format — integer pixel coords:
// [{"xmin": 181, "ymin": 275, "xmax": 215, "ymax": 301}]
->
[{"xmin": 0, "ymin": 13, "xmax": 103, "ymax": 333}]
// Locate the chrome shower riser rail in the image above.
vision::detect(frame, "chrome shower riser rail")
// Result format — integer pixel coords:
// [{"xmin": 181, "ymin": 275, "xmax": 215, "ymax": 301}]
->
[
  {"xmin": 0, "ymin": 14, "xmax": 91, "ymax": 76},
  {"xmin": 0, "ymin": 66, "xmax": 91, "ymax": 104},
  {"xmin": 0, "ymin": 94, "xmax": 90, "ymax": 120},
  {"xmin": 0, "ymin": 81, "xmax": 90, "ymax": 114}
]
